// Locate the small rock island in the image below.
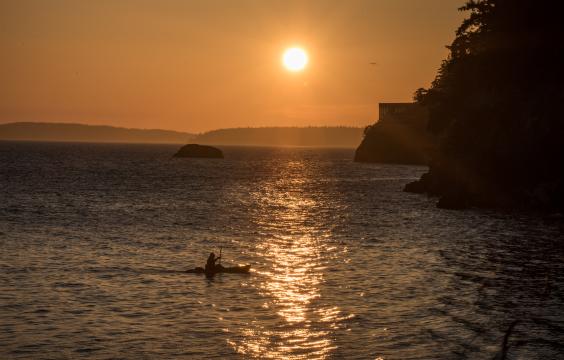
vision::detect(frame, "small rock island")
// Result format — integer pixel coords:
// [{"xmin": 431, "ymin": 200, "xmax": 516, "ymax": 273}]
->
[{"xmin": 173, "ymin": 144, "xmax": 223, "ymax": 158}]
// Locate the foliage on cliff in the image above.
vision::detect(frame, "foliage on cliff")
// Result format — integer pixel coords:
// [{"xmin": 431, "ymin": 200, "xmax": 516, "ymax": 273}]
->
[{"xmin": 406, "ymin": 0, "xmax": 564, "ymax": 210}]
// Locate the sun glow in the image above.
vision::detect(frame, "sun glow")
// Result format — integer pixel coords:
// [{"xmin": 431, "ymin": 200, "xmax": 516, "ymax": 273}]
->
[{"xmin": 282, "ymin": 47, "xmax": 308, "ymax": 72}]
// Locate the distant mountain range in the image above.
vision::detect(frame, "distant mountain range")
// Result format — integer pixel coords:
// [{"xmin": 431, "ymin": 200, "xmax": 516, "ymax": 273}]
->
[
  {"xmin": 0, "ymin": 123, "xmax": 364, "ymax": 148},
  {"xmin": 193, "ymin": 127, "xmax": 363, "ymax": 148},
  {"xmin": 0, "ymin": 122, "xmax": 194, "ymax": 144}
]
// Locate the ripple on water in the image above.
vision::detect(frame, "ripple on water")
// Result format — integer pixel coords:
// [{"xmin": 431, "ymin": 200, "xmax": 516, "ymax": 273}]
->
[{"xmin": 0, "ymin": 143, "xmax": 563, "ymax": 359}]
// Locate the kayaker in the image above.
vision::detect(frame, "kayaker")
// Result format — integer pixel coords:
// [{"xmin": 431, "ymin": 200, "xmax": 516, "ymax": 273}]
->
[{"xmin": 204, "ymin": 252, "xmax": 222, "ymax": 274}]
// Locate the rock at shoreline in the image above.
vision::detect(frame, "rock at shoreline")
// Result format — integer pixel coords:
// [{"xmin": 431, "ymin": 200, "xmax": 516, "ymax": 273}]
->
[
  {"xmin": 354, "ymin": 103, "xmax": 432, "ymax": 165},
  {"xmin": 174, "ymin": 144, "xmax": 223, "ymax": 158},
  {"xmin": 354, "ymin": 122, "xmax": 431, "ymax": 164}
]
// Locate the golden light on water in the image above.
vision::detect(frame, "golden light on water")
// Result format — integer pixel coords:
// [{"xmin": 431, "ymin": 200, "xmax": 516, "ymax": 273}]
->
[
  {"xmin": 228, "ymin": 158, "xmax": 349, "ymax": 359},
  {"xmin": 264, "ymin": 234, "xmax": 323, "ymax": 324},
  {"xmin": 282, "ymin": 47, "xmax": 308, "ymax": 72}
]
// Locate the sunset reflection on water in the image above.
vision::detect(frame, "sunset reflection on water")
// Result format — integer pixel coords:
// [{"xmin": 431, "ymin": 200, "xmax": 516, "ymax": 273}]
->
[
  {"xmin": 229, "ymin": 158, "xmax": 345, "ymax": 359},
  {"xmin": 5, "ymin": 145, "xmax": 562, "ymax": 359}
]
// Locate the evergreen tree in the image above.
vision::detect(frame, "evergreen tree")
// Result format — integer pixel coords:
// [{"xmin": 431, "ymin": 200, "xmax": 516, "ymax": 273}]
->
[{"xmin": 407, "ymin": 0, "xmax": 564, "ymax": 209}]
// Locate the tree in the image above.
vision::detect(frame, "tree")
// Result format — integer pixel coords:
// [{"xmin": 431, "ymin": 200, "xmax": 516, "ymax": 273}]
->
[{"xmin": 406, "ymin": 0, "xmax": 564, "ymax": 209}]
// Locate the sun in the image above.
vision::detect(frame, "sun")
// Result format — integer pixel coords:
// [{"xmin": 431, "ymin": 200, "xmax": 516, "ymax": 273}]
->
[{"xmin": 282, "ymin": 47, "xmax": 308, "ymax": 72}]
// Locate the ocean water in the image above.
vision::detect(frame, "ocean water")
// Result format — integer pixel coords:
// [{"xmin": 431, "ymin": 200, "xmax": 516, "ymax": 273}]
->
[{"xmin": 0, "ymin": 141, "xmax": 563, "ymax": 359}]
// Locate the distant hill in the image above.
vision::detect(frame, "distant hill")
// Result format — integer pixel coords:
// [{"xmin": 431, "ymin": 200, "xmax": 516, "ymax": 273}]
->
[
  {"xmin": 193, "ymin": 127, "xmax": 364, "ymax": 148},
  {"xmin": 0, "ymin": 122, "xmax": 194, "ymax": 144},
  {"xmin": 0, "ymin": 123, "xmax": 365, "ymax": 148}
]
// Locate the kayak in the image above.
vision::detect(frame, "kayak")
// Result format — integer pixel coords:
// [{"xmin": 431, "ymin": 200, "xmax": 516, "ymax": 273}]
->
[
  {"xmin": 185, "ymin": 264, "xmax": 251, "ymax": 275},
  {"xmin": 218, "ymin": 264, "xmax": 251, "ymax": 274}
]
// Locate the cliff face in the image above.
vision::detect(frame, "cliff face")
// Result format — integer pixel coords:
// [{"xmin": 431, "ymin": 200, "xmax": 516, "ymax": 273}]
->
[
  {"xmin": 354, "ymin": 103, "xmax": 433, "ymax": 165},
  {"xmin": 404, "ymin": 0, "xmax": 564, "ymax": 210}
]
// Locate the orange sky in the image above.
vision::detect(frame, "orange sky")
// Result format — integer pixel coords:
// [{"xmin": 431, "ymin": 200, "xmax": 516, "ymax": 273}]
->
[{"xmin": 1, "ymin": 0, "xmax": 465, "ymax": 133}]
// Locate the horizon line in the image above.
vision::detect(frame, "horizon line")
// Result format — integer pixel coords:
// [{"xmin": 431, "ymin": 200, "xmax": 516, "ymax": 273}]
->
[{"xmin": 0, "ymin": 121, "xmax": 368, "ymax": 135}]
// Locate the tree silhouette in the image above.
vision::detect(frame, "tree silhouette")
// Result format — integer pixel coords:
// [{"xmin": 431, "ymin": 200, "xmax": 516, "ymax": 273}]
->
[{"xmin": 406, "ymin": 0, "xmax": 564, "ymax": 209}]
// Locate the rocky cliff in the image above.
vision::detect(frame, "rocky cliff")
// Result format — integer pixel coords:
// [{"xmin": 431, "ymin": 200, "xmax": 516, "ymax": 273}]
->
[{"xmin": 354, "ymin": 103, "xmax": 433, "ymax": 165}]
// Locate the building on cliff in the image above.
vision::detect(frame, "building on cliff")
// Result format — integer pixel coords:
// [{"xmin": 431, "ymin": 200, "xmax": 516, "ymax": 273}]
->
[{"xmin": 354, "ymin": 102, "xmax": 432, "ymax": 164}]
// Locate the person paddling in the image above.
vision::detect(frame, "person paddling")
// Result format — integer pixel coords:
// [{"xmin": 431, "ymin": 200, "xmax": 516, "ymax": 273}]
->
[
  {"xmin": 185, "ymin": 249, "xmax": 250, "ymax": 275},
  {"xmin": 204, "ymin": 252, "xmax": 222, "ymax": 275}
]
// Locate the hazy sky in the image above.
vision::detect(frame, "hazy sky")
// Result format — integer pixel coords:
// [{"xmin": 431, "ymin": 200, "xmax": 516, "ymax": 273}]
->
[{"xmin": 1, "ymin": 0, "xmax": 465, "ymax": 133}]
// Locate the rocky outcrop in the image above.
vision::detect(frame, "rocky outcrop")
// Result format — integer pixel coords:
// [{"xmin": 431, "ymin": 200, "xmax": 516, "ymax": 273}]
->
[
  {"xmin": 354, "ymin": 103, "xmax": 433, "ymax": 165},
  {"xmin": 173, "ymin": 144, "xmax": 223, "ymax": 158}
]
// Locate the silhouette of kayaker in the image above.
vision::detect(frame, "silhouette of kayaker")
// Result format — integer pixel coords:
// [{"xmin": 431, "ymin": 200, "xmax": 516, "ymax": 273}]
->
[
  {"xmin": 185, "ymin": 249, "xmax": 250, "ymax": 275},
  {"xmin": 204, "ymin": 252, "xmax": 223, "ymax": 275}
]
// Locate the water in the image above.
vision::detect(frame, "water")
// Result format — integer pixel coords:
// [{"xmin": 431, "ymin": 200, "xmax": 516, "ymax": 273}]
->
[{"xmin": 1, "ymin": 141, "xmax": 563, "ymax": 359}]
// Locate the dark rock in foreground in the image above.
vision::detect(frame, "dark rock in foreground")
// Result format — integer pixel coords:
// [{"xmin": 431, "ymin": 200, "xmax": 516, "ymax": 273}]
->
[{"xmin": 174, "ymin": 144, "xmax": 223, "ymax": 158}]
